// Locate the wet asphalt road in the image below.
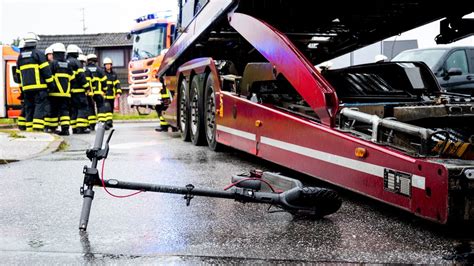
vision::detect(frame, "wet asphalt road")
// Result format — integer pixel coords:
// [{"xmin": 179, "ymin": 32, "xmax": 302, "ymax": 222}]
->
[{"xmin": 1, "ymin": 122, "xmax": 473, "ymax": 264}]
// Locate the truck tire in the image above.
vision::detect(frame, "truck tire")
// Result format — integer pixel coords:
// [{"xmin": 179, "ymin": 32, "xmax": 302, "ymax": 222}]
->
[
  {"xmin": 204, "ymin": 74, "xmax": 223, "ymax": 151},
  {"xmin": 178, "ymin": 78, "xmax": 191, "ymax": 141},
  {"xmin": 189, "ymin": 75, "xmax": 206, "ymax": 146}
]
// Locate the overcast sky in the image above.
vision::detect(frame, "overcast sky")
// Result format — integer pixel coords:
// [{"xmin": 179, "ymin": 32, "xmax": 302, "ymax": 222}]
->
[
  {"xmin": 0, "ymin": 0, "xmax": 178, "ymax": 43},
  {"xmin": 1, "ymin": 1, "xmax": 472, "ymax": 47}
]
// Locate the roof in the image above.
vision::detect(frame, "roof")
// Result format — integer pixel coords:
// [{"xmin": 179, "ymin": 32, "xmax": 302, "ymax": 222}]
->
[{"xmin": 37, "ymin": 32, "xmax": 132, "ymax": 55}]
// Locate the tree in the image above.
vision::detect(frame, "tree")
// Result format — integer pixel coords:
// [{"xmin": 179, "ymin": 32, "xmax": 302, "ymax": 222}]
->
[{"xmin": 11, "ymin": 38, "xmax": 20, "ymax": 46}]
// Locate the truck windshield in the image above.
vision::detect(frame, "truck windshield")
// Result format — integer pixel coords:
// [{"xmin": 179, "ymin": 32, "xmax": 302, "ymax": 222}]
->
[
  {"xmin": 131, "ymin": 24, "xmax": 166, "ymax": 60},
  {"xmin": 391, "ymin": 49, "xmax": 448, "ymax": 70}
]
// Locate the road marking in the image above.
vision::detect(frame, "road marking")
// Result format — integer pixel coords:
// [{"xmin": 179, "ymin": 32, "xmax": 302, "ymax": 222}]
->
[
  {"xmin": 260, "ymin": 136, "xmax": 425, "ymax": 190},
  {"xmin": 216, "ymin": 125, "xmax": 256, "ymax": 141}
]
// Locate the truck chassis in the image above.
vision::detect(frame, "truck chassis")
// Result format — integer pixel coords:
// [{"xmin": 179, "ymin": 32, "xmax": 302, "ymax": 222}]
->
[{"xmin": 158, "ymin": 0, "xmax": 474, "ymax": 223}]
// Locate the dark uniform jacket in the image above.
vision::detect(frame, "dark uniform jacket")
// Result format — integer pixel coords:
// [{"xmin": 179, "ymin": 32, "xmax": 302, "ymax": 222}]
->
[
  {"xmin": 16, "ymin": 47, "xmax": 55, "ymax": 91},
  {"xmin": 104, "ymin": 70, "xmax": 122, "ymax": 99},
  {"xmin": 85, "ymin": 63, "xmax": 107, "ymax": 95},
  {"xmin": 67, "ymin": 56, "xmax": 89, "ymax": 93},
  {"xmin": 49, "ymin": 54, "xmax": 74, "ymax": 97}
]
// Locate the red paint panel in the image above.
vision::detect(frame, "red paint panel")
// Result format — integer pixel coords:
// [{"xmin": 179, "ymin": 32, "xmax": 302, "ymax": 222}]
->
[
  {"xmin": 218, "ymin": 93, "xmax": 449, "ymax": 222},
  {"xmin": 228, "ymin": 12, "xmax": 338, "ymax": 127}
]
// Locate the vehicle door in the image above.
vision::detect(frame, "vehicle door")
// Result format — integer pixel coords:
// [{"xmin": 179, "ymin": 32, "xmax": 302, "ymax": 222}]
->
[
  {"xmin": 4, "ymin": 61, "xmax": 21, "ymax": 117},
  {"xmin": 441, "ymin": 48, "xmax": 474, "ymax": 95}
]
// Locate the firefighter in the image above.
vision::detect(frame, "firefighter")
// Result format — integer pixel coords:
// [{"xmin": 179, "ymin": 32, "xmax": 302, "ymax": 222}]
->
[
  {"xmin": 103, "ymin": 57, "xmax": 121, "ymax": 128},
  {"xmin": 45, "ymin": 43, "xmax": 74, "ymax": 135},
  {"xmin": 16, "ymin": 32, "xmax": 55, "ymax": 132},
  {"xmin": 78, "ymin": 54, "xmax": 87, "ymax": 66},
  {"xmin": 79, "ymin": 54, "xmax": 96, "ymax": 130},
  {"xmin": 67, "ymin": 44, "xmax": 90, "ymax": 134},
  {"xmin": 155, "ymin": 84, "xmax": 172, "ymax": 132},
  {"xmin": 85, "ymin": 54, "xmax": 108, "ymax": 130},
  {"xmin": 42, "ymin": 45, "xmax": 54, "ymax": 130},
  {"xmin": 45, "ymin": 45, "xmax": 53, "ymax": 62},
  {"xmin": 15, "ymin": 40, "xmax": 26, "ymax": 131}
]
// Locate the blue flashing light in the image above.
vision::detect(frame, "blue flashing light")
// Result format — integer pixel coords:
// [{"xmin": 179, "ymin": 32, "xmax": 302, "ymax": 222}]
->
[{"xmin": 135, "ymin": 10, "xmax": 174, "ymax": 23}]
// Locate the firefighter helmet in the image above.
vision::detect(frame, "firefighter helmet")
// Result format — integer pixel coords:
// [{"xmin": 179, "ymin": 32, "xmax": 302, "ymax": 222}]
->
[
  {"xmin": 66, "ymin": 44, "xmax": 82, "ymax": 55},
  {"xmin": 23, "ymin": 32, "xmax": 40, "ymax": 43},
  {"xmin": 86, "ymin": 54, "xmax": 97, "ymax": 61},
  {"xmin": 103, "ymin": 57, "xmax": 113, "ymax": 65},
  {"xmin": 78, "ymin": 54, "xmax": 87, "ymax": 63},
  {"xmin": 18, "ymin": 40, "xmax": 25, "ymax": 49},
  {"xmin": 51, "ymin": 43, "xmax": 66, "ymax": 53},
  {"xmin": 45, "ymin": 45, "xmax": 53, "ymax": 55},
  {"xmin": 22, "ymin": 32, "xmax": 40, "ymax": 47}
]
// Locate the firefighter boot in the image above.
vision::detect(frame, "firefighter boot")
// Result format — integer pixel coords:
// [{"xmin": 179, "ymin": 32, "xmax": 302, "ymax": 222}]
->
[{"xmin": 57, "ymin": 126, "xmax": 70, "ymax": 136}]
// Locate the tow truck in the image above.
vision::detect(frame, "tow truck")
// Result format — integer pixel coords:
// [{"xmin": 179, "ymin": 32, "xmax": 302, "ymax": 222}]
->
[
  {"xmin": 0, "ymin": 45, "xmax": 21, "ymax": 118},
  {"xmin": 156, "ymin": 1, "xmax": 474, "ymax": 224},
  {"xmin": 127, "ymin": 12, "xmax": 175, "ymax": 114}
]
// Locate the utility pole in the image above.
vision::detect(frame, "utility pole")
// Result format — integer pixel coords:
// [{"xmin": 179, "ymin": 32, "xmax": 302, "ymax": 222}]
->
[{"xmin": 80, "ymin": 8, "xmax": 87, "ymax": 34}]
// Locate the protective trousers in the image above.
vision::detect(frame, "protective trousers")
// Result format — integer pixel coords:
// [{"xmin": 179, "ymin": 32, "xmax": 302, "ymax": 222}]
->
[
  {"xmin": 70, "ymin": 92, "xmax": 90, "ymax": 131},
  {"xmin": 87, "ymin": 95, "xmax": 97, "ymax": 129},
  {"xmin": 91, "ymin": 94, "xmax": 107, "ymax": 127},
  {"xmin": 23, "ymin": 89, "xmax": 48, "ymax": 132},
  {"xmin": 46, "ymin": 97, "xmax": 70, "ymax": 131},
  {"xmin": 105, "ymin": 99, "xmax": 115, "ymax": 127},
  {"xmin": 17, "ymin": 102, "xmax": 26, "ymax": 131}
]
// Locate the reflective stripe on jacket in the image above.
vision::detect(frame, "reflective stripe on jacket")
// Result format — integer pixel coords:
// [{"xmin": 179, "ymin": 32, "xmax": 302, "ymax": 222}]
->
[{"xmin": 16, "ymin": 48, "xmax": 54, "ymax": 91}]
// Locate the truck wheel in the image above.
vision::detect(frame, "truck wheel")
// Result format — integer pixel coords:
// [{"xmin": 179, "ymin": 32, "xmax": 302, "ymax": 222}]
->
[
  {"xmin": 178, "ymin": 79, "xmax": 190, "ymax": 141},
  {"xmin": 204, "ymin": 74, "xmax": 223, "ymax": 151},
  {"xmin": 189, "ymin": 75, "xmax": 206, "ymax": 146}
]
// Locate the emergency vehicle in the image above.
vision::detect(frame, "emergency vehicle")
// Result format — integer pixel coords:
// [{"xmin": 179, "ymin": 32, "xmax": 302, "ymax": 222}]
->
[
  {"xmin": 127, "ymin": 12, "xmax": 175, "ymax": 114},
  {"xmin": 157, "ymin": 0, "xmax": 474, "ymax": 224},
  {"xmin": 0, "ymin": 45, "xmax": 21, "ymax": 118}
]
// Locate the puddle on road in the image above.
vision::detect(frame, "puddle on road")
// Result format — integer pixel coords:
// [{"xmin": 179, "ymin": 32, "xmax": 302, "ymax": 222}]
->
[
  {"xmin": 28, "ymin": 239, "xmax": 45, "ymax": 248},
  {"xmin": 110, "ymin": 141, "xmax": 160, "ymax": 150},
  {"xmin": 444, "ymin": 241, "xmax": 474, "ymax": 263}
]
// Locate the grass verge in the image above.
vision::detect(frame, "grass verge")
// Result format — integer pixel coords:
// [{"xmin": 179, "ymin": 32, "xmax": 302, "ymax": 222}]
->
[
  {"xmin": 0, "ymin": 118, "xmax": 15, "ymax": 125},
  {"xmin": 113, "ymin": 113, "xmax": 158, "ymax": 120},
  {"xmin": 57, "ymin": 141, "xmax": 69, "ymax": 152},
  {"xmin": 0, "ymin": 129, "xmax": 25, "ymax": 139}
]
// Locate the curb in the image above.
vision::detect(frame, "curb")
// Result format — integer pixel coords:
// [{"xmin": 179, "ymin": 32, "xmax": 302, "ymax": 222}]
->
[
  {"xmin": 0, "ymin": 124, "xmax": 15, "ymax": 129},
  {"xmin": 41, "ymin": 135, "xmax": 65, "ymax": 156},
  {"xmin": 0, "ymin": 132, "xmax": 64, "ymax": 162}
]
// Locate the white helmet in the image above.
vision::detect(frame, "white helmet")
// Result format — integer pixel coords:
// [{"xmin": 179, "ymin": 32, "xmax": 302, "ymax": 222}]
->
[
  {"xmin": 103, "ymin": 57, "xmax": 113, "ymax": 65},
  {"xmin": 86, "ymin": 54, "xmax": 97, "ymax": 61},
  {"xmin": 66, "ymin": 44, "xmax": 82, "ymax": 54},
  {"xmin": 23, "ymin": 32, "xmax": 40, "ymax": 44},
  {"xmin": 18, "ymin": 40, "xmax": 25, "ymax": 49},
  {"xmin": 45, "ymin": 45, "xmax": 53, "ymax": 55},
  {"xmin": 374, "ymin": 54, "xmax": 388, "ymax": 63},
  {"xmin": 78, "ymin": 54, "xmax": 87, "ymax": 63},
  {"xmin": 51, "ymin": 42, "xmax": 66, "ymax": 53}
]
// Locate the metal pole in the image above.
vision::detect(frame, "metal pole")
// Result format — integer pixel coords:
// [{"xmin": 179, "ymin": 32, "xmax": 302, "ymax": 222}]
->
[{"xmin": 79, "ymin": 124, "xmax": 106, "ymax": 231}]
